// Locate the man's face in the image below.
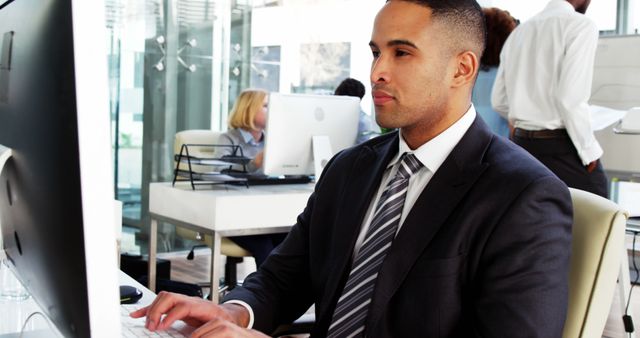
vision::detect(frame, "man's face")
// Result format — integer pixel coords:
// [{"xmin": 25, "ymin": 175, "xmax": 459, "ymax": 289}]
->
[{"xmin": 369, "ymin": 0, "xmax": 453, "ymax": 138}]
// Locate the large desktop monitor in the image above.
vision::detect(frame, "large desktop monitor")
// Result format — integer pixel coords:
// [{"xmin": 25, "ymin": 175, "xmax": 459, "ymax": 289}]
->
[
  {"xmin": 0, "ymin": 0, "xmax": 120, "ymax": 336},
  {"xmin": 263, "ymin": 93, "xmax": 361, "ymax": 178}
]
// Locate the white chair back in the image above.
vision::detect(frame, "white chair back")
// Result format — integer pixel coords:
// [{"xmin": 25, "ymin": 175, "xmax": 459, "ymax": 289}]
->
[{"xmin": 563, "ymin": 188, "xmax": 628, "ymax": 338}]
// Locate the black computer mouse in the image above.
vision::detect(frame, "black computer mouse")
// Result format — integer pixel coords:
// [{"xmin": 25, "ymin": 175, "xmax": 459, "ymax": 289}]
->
[{"xmin": 120, "ymin": 285, "xmax": 143, "ymax": 304}]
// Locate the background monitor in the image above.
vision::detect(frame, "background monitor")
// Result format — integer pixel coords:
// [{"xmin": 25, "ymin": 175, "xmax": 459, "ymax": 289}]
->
[
  {"xmin": 263, "ymin": 93, "xmax": 360, "ymax": 177},
  {"xmin": 0, "ymin": 0, "xmax": 120, "ymax": 336}
]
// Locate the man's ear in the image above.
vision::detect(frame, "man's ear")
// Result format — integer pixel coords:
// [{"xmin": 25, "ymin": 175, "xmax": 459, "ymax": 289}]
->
[{"xmin": 451, "ymin": 51, "xmax": 479, "ymax": 88}]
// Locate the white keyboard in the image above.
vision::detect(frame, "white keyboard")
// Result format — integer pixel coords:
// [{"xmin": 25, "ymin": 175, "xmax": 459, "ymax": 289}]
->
[{"xmin": 121, "ymin": 304, "xmax": 195, "ymax": 338}]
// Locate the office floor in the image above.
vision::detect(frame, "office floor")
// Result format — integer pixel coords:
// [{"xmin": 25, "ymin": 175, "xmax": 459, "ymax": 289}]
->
[{"xmin": 604, "ymin": 283, "xmax": 636, "ymax": 338}]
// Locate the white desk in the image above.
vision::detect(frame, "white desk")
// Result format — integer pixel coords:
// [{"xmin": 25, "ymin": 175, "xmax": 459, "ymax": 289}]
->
[
  {"xmin": 148, "ymin": 182, "xmax": 314, "ymax": 302},
  {"xmin": 0, "ymin": 256, "xmax": 161, "ymax": 338},
  {"xmin": 0, "ymin": 275, "xmax": 57, "ymax": 336}
]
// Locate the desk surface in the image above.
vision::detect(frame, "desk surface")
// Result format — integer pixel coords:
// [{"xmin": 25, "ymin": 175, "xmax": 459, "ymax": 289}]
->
[
  {"xmin": 0, "ymin": 287, "xmax": 54, "ymax": 337},
  {"xmin": 0, "ymin": 251, "xmax": 55, "ymax": 337},
  {"xmin": 148, "ymin": 181, "xmax": 315, "ymax": 301},
  {"xmin": 0, "ymin": 258, "xmax": 160, "ymax": 338},
  {"xmin": 150, "ymin": 181, "xmax": 314, "ymax": 233}
]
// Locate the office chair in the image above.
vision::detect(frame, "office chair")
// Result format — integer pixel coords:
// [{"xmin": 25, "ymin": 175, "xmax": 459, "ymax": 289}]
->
[
  {"xmin": 173, "ymin": 130, "xmax": 253, "ymax": 292},
  {"xmin": 562, "ymin": 187, "xmax": 629, "ymax": 338}
]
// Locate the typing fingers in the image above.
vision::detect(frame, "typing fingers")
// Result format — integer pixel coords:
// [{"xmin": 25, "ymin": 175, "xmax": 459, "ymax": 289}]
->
[
  {"xmin": 190, "ymin": 317, "xmax": 269, "ymax": 338},
  {"xmin": 144, "ymin": 291, "xmax": 183, "ymax": 331},
  {"xmin": 155, "ymin": 302, "xmax": 192, "ymax": 331},
  {"xmin": 129, "ymin": 306, "xmax": 148, "ymax": 319}
]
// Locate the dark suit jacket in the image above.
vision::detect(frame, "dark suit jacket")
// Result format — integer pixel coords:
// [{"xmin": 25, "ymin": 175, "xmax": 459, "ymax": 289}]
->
[{"xmin": 225, "ymin": 117, "xmax": 573, "ymax": 338}]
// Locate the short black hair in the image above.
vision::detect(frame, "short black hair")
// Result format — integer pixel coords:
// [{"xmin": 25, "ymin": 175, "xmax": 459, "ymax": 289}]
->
[
  {"xmin": 334, "ymin": 78, "xmax": 365, "ymax": 100},
  {"xmin": 391, "ymin": 0, "xmax": 487, "ymax": 57}
]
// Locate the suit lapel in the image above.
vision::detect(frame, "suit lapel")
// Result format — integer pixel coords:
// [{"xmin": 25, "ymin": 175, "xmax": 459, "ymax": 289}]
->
[
  {"xmin": 365, "ymin": 117, "xmax": 493, "ymax": 330},
  {"xmin": 317, "ymin": 133, "xmax": 400, "ymax": 325}
]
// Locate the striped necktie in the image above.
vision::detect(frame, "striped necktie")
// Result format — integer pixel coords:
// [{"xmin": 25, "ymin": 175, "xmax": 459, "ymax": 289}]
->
[{"xmin": 327, "ymin": 153, "xmax": 423, "ymax": 338}]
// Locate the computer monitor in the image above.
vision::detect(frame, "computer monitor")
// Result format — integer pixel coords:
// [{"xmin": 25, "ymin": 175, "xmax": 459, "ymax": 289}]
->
[
  {"xmin": 262, "ymin": 93, "xmax": 360, "ymax": 177},
  {"xmin": 0, "ymin": 0, "xmax": 120, "ymax": 337}
]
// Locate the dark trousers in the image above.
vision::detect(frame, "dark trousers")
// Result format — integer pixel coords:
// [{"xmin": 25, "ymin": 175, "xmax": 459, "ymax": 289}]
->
[
  {"xmin": 512, "ymin": 134, "xmax": 608, "ymax": 198},
  {"xmin": 230, "ymin": 233, "xmax": 287, "ymax": 268}
]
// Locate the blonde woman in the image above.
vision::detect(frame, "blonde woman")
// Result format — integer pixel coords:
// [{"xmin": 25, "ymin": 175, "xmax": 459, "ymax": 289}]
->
[
  {"xmin": 214, "ymin": 88, "xmax": 285, "ymax": 267},
  {"xmin": 214, "ymin": 88, "xmax": 268, "ymax": 173}
]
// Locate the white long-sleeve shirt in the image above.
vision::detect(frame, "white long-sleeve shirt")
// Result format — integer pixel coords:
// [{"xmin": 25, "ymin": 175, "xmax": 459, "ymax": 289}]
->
[{"xmin": 491, "ymin": 0, "xmax": 603, "ymax": 165}]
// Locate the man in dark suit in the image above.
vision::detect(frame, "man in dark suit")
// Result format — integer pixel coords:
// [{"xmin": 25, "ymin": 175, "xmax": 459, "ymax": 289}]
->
[{"xmin": 133, "ymin": 0, "xmax": 573, "ymax": 337}]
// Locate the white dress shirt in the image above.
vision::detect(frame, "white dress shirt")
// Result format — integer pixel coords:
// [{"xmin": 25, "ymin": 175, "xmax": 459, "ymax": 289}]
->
[
  {"xmin": 491, "ymin": 0, "xmax": 602, "ymax": 165},
  {"xmin": 229, "ymin": 106, "xmax": 477, "ymax": 329}
]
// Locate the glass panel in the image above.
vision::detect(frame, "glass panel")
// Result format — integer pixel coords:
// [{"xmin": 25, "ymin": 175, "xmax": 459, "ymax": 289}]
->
[
  {"xmin": 251, "ymin": 45, "xmax": 280, "ymax": 92},
  {"xmin": 106, "ymin": 0, "xmax": 155, "ymax": 224},
  {"xmin": 105, "ymin": 0, "xmax": 234, "ymax": 254},
  {"xmin": 228, "ymin": 1, "xmax": 253, "ymax": 114},
  {"xmin": 175, "ymin": 1, "xmax": 215, "ymax": 132}
]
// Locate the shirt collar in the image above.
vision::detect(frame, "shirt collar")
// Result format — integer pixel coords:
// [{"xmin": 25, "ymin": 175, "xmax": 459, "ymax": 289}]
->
[
  {"xmin": 389, "ymin": 105, "xmax": 477, "ymax": 173},
  {"xmin": 238, "ymin": 128, "xmax": 263, "ymax": 146}
]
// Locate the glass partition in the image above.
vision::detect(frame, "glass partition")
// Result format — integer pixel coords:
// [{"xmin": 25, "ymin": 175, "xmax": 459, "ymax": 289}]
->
[{"xmin": 106, "ymin": 0, "xmax": 238, "ymax": 253}]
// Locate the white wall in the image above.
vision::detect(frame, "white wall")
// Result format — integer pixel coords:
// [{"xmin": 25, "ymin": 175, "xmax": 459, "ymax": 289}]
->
[
  {"xmin": 591, "ymin": 35, "xmax": 640, "ymax": 173},
  {"xmin": 252, "ymin": 0, "xmax": 383, "ymax": 115}
]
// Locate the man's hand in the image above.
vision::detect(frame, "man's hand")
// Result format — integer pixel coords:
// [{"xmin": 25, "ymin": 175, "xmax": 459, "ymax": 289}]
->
[
  {"xmin": 586, "ymin": 160, "xmax": 599, "ymax": 173},
  {"xmin": 190, "ymin": 317, "xmax": 270, "ymax": 338},
  {"xmin": 130, "ymin": 291, "xmax": 249, "ymax": 332}
]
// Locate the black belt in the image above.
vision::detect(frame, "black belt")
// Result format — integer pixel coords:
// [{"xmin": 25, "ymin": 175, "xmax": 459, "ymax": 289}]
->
[{"xmin": 513, "ymin": 128, "xmax": 568, "ymax": 139}]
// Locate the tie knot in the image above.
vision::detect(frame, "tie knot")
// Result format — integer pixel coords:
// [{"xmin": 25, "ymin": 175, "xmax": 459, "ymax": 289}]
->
[{"xmin": 396, "ymin": 153, "xmax": 422, "ymax": 179}]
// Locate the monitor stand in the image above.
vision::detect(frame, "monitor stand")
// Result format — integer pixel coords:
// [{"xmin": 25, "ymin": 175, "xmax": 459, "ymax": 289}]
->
[{"xmin": 312, "ymin": 135, "xmax": 333, "ymax": 180}]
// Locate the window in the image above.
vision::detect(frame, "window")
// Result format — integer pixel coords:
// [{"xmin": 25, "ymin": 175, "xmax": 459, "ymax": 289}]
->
[{"xmin": 586, "ymin": 0, "xmax": 617, "ymax": 33}]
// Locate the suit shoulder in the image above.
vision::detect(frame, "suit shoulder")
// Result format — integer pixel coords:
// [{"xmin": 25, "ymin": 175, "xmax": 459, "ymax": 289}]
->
[
  {"xmin": 485, "ymin": 136, "xmax": 562, "ymax": 185},
  {"xmin": 333, "ymin": 131, "xmax": 396, "ymax": 161}
]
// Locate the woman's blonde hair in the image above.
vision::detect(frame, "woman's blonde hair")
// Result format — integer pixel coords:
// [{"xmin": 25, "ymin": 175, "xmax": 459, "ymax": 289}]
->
[{"xmin": 228, "ymin": 89, "xmax": 268, "ymax": 131}]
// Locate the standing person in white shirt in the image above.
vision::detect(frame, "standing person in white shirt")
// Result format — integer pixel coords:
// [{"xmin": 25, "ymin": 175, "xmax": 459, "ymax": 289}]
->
[{"xmin": 491, "ymin": 0, "xmax": 608, "ymax": 197}]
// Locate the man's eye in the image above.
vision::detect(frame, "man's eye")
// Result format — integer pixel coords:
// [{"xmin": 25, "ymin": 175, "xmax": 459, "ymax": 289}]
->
[
  {"xmin": 371, "ymin": 50, "xmax": 380, "ymax": 58},
  {"xmin": 396, "ymin": 50, "xmax": 409, "ymax": 56}
]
